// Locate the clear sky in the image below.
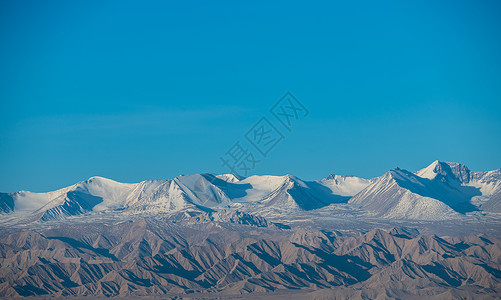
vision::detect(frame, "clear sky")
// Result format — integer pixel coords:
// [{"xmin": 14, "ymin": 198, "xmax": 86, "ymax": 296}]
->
[{"xmin": 1, "ymin": 0, "xmax": 500, "ymax": 192}]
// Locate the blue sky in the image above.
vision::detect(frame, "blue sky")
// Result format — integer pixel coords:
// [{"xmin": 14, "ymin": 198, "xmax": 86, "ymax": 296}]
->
[{"xmin": 1, "ymin": 0, "xmax": 500, "ymax": 192}]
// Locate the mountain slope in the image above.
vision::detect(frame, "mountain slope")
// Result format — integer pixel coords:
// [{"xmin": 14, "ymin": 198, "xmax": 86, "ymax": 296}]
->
[
  {"xmin": 0, "ymin": 193, "xmax": 14, "ymax": 214},
  {"xmin": 481, "ymin": 190, "xmax": 501, "ymax": 212},
  {"xmin": 349, "ymin": 168, "xmax": 461, "ymax": 220},
  {"xmin": 32, "ymin": 177, "xmax": 136, "ymax": 220}
]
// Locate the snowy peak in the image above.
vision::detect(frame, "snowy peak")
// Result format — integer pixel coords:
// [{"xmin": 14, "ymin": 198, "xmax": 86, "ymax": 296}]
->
[
  {"xmin": 233, "ymin": 174, "xmax": 355, "ymax": 212},
  {"xmin": 350, "ymin": 162, "xmax": 486, "ymax": 220},
  {"xmin": 257, "ymin": 175, "xmax": 312, "ymax": 211},
  {"xmin": 267, "ymin": 175, "xmax": 363, "ymax": 211},
  {"xmin": 318, "ymin": 174, "xmax": 371, "ymax": 197},
  {"xmin": 215, "ymin": 173, "xmax": 244, "ymax": 183},
  {"xmin": 387, "ymin": 168, "xmax": 416, "ymax": 183},
  {"xmin": 173, "ymin": 174, "xmax": 231, "ymax": 208},
  {"xmin": 76, "ymin": 176, "xmax": 137, "ymax": 207},
  {"xmin": 416, "ymin": 160, "xmax": 471, "ymax": 184}
]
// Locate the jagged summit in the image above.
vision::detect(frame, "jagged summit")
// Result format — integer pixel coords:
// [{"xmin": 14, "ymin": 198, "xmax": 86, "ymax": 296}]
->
[
  {"xmin": 349, "ymin": 162, "xmax": 490, "ymax": 220},
  {"xmin": 416, "ymin": 160, "xmax": 471, "ymax": 183}
]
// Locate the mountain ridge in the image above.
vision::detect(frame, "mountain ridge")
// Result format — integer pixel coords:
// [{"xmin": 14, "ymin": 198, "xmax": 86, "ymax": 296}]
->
[
  {"xmin": 1, "ymin": 219, "xmax": 500, "ymax": 298},
  {"xmin": 1, "ymin": 161, "xmax": 500, "ymax": 222}
]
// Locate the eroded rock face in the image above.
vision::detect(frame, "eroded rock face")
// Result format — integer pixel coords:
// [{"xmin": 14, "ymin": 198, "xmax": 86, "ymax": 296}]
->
[{"xmin": 0, "ymin": 217, "xmax": 500, "ymax": 298}]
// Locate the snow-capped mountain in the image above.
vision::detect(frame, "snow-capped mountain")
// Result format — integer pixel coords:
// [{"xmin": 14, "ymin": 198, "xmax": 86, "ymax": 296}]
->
[
  {"xmin": 318, "ymin": 174, "xmax": 373, "ymax": 197},
  {"xmin": 350, "ymin": 161, "xmax": 501, "ymax": 220},
  {"xmin": 1, "ymin": 161, "xmax": 500, "ymax": 222},
  {"xmin": 349, "ymin": 168, "xmax": 465, "ymax": 220},
  {"xmin": 226, "ymin": 174, "xmax": 368, "ymax": 213},
  {"xmin": 0, "ymin": 173, "xmax": 370, "ymax": 222}
]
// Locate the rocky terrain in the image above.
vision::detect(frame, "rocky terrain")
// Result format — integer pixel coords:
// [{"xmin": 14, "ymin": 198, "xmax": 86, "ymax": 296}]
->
[{"xmin": 1, "ymin": 214, "xmax": 500, "ymax": 299}]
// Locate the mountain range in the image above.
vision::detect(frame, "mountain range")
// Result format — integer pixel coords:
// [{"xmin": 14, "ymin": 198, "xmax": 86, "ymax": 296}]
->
[
  {"xmin": 1, "ymin": 161, "xmax": 500, "ymax": 222},
  {"xmin": 1, "ymin": 161, "xmax": 501, "ymax": 299}
]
